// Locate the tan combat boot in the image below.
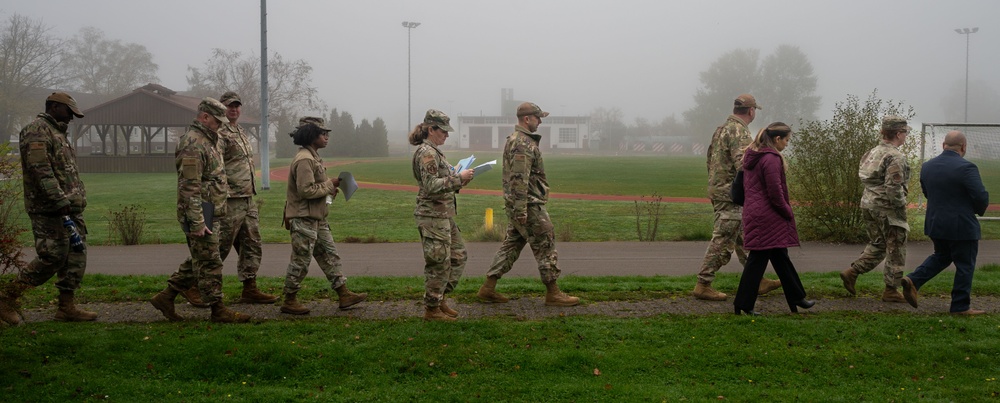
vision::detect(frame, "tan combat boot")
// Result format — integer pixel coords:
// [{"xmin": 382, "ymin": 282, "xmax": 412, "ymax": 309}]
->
[
  {"xmin": 840, "ymin": 268, "xmax": 859, "ymax": 296},
  {"xmin": 758, "ymin": 278, "xmax": 782, "ymax": 295},
  {"xmin": 882, "ymin": 286, "xmax": 907, "ymax": 303},
  {"xmin": 181, "ymin": 286, "xmax": 211, "ymax": 308},
  {"xmin": 423, "ymin": 306, "xmax": 456, "ymax": 322},
  {"xmin": 477, "ymin": 276, "xmax": 510, "ymax": 303},
  {"xmin": 150, "ymin": 287, "xmax": 184, "ymax": 322},
  {"xmin": 0, "ymin": 281, "xmax": 31, "ymax": 326},
  {"xmin": 238, "ymin": 278, "xmax": 279, "ymax": 304},
  {"xmin": 544, "ymin": 281, "xmax": 580, "ymax": 307},
  {"xmin": 693, "ymin": 282, "xmax": 727, "ymax": 301},
  {"xmin": 210, "ymin": 302, "xmax": 252, "ymax": 323},
  {"xmin": 439, "ymin": 300, "xmax": 459, "ymax": 318},
  {"xmin": 54, "ymin": 290, "xmax": 98, "ymax": 322},
  {"xmin": 280, "ymin": 293, "xmax": 310, "ymax": 315},
  {"xmin": 334, "ymin": 285, "xmax": 368, "ymax": 310}
]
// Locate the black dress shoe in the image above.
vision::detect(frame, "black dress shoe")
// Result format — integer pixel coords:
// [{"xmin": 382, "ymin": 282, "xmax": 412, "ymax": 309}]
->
[
  {"xmin": 734, "ymin": 307, "xmax": 761, "ymax": 316},
  {"xmin": 790, "ymin": 299, "xmax": 815, "ymax": 312}
]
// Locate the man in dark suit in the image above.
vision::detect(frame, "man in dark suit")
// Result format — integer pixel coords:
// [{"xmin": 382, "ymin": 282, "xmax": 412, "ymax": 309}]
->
[{"xmin": 901, "ymin": 131, "xmax": 990, "ymax": 314}]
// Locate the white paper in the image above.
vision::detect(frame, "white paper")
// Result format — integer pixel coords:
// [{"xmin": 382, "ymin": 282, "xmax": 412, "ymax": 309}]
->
[
  {"xmin": 338, "ymin": 171, "xmax": 359, "ymax": 201},
  {"xmin": 472, "ymin": 160, "xmax": 496, "ymax": 177}
]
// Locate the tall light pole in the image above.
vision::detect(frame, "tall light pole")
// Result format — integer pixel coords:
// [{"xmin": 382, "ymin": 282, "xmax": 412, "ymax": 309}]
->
[
  {"xmin": 954, "ymin": 27, "xmax": 979, "ymax": 122},
  {"xmin": 402, "ymin": 21, "xmax": 421, "ymax": 132}
]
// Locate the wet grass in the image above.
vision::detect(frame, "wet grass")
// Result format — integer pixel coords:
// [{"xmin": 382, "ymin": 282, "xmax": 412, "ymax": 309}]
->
[{"xmin": 1, "ymin": 311, "xmax": 998, "ymax": 401}]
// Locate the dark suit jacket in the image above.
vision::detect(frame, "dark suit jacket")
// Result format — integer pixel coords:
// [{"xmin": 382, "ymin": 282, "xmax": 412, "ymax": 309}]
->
[{"xmin": 920, "ymin": 149, "xmax": 990, "ymax": 240}]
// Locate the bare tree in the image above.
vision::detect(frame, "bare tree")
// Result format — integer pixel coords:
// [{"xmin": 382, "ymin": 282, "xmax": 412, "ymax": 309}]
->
[
  {"xmin": 186, "ymin": 49, "xmax": 325, "ymax": 129},
  {"xmin": 63, "ymin": 27, "xmax": 159, "ymax": 97},
  {"xmin": 0, "ymin": 13, "xmax": 67, "ymax": 141}
]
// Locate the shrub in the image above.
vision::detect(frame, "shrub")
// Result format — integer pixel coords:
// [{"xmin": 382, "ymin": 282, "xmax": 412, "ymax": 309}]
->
[
  {"xmin": 0, "ymin": 142, "xmax": 27, "ymax": 281},
  {"xmin": 634, "ymin": 194, "xmax": 664, "ymax": 241},
  {"xmin": 107, "ymin": 204, "xmax": 147, "ymax": 245},
  {"xmin": 789, "ymin": 90, "xmax": 918, "ymax": 242}
]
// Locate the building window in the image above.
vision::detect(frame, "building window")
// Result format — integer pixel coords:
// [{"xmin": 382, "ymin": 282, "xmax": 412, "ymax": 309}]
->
[{"xmin": 559, "ymin": 128, "xmax": 577, "ymax": 143}]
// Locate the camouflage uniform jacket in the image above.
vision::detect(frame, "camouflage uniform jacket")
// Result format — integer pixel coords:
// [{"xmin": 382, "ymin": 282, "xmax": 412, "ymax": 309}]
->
[
  {"xmin": 859, "ymin": 140, "xmax": 910, "ymax": 227},
  {"xmin": 219, "ymin": 122, "xmax": 256, "ymax": 198},
  {"xmin": 176, "ymin": 120, "xmax": 229, "ymax": 231},
  {"xmin": 283, "ymin": 146, "xmax": 335, "ymax": 220},
  {"xmin": 412, "ymin": 139, "xmax": 463, "ymax": 218},
  {"xmin": 502, "ymin": 125, "xmax": 549, "ymax": 218},
  {"xmin": 706, "ymin": 115, "xmax": 753, "ymax": 202},
  {"xmin": 19, "ymin": 113, "xmax": 87, "ymax": 215}
]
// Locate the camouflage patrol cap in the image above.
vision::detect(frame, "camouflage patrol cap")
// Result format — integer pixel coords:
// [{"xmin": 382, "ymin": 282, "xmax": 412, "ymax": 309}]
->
[
  {"xmin": 423, "ymin": 109, "xmax": 454, "ymax": 132},
  {"xmin": 298, "ymin": 116, "xmax": 331, "ymax": 132},
  {"xmin": 516, "ymin": 102, "xmax": 549, "ymax": 118},
  {"xmin": 46, "ymin": 92, "xmax": 85, "ymax": 118},
  {"xmin": 734, "ymin": 94, "xmax": 762, "ymax": 110},
  {"xmin": 198, "ymin": 97, "xmax": 228, "ymax": 123},
  {"xmin": 219, "ymin": 91, "xmax": 242, "ymax": 106},
  {"xmin": 881, "ymin": 115, "xmax": 911, "ymax": 132}
]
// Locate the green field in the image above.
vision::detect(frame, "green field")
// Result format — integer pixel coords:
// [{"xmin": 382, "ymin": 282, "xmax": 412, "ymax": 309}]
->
[
  {"xmin": 8, "ymin": 155, "xmax": 1000, "ymax": 245},
  {"xmin": 3, "ymin": 269, "xmax": 1000, "ymax": 401}
]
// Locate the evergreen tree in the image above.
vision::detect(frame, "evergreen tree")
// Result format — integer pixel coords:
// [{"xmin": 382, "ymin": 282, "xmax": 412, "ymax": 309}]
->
[{"xmin": 372, "ymin": 118, "xmax": 390, "ymax": 157}]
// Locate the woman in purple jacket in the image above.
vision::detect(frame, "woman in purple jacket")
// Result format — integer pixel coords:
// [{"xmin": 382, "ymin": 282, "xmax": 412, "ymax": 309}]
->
[{"xmin": 733, "ymin": 122, "xmax": 815, "ymax": 315}]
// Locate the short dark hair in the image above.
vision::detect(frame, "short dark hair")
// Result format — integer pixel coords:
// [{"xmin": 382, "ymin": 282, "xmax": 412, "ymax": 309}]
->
[
  {"xmin": 291, "ymin": 124, "xmax": 326, "ymax": 146},
  {"xmin": 733, "ymin": 106, "xmax": 751, "ymax": 115}
]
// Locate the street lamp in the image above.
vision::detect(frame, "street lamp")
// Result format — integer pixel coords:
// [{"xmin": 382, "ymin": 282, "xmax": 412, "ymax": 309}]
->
[
  {"xmin": 402, "ymin": 21, "xmax": 421, "ymax": 132},
  {"xmin": 954, "ymin": 27, "xmax": 979, "ymax": 122}
]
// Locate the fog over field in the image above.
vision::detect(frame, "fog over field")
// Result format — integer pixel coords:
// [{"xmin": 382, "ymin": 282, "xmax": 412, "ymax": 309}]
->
[{"xmin": 5, "ymin": 0, "xmax": 999, "ymax": 134}]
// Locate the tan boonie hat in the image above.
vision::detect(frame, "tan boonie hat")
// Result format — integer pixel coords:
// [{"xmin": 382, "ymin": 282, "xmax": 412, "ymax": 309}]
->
[
  {"xmin": 423, "ymin": 109, "xmax": 454, "ymax": 132},
  {"xmin": 46, "ymin": 92, "xmax": 85, "ymax": 118},
  {"xmin": 298, "ymin": 116, "xmax": 331, "ymax": 132},
  {"xmin": 734, "ymin": 94, "xmax": 762, "ymax": 110},
  {"xmin": 882, "ymin": 115, "xmax": 911, "ymax": 132},
  {"xmin": 198, "ymin": 97, "xmax": 228, "ymax": 123},
  {"xmin": 516, "ymin": 102, "xmax": 549, "ymax": 118},
  {"xmin": 219, "ymin": 91, "xmax": 242, "ymax": 106}
]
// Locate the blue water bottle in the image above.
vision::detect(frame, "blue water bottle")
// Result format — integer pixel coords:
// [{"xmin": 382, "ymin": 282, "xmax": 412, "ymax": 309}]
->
[{"xmin": 62, "ymin": 215, "xmax": 85, "ymax": 253}]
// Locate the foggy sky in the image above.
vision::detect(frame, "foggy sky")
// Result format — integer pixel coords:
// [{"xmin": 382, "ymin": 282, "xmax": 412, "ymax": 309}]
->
[{"xmin": 4, "ymin": 0, "xmax": 999, "ymax": 133}]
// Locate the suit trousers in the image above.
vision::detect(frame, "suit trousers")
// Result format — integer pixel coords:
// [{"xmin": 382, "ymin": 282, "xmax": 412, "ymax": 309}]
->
[
  {"xmin": 906, "ymin": 238, "xmax": 978, "ymax": 313},
  {"xmin": 734, "ymin": 248, "xmax": 807, "ymax": 312}
]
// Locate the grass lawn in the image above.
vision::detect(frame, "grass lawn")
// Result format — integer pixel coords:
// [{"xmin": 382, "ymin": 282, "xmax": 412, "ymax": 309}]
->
[{"xmin": 3, "ymin": 268, "xmax": 1000, "ymax": 401}]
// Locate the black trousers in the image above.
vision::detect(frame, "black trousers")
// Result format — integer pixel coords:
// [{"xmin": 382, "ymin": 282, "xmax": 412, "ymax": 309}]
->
[
  {"xmin": 734, "ymin": 248, "xmax": 807, "ymax": 312},
  {"xmin": 907, "ymin": 238, "xmax": 978, "ymax": 313}
]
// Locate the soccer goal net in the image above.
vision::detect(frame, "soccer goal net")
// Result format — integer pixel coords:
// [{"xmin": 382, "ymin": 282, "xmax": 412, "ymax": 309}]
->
[{"xmin": 920, "ymin": 123, "xmax": 1000, "ymax": 220}]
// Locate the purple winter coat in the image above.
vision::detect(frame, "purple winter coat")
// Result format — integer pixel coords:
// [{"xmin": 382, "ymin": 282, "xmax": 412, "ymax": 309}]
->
[{"xmin": 741, "ymin": 146, "xmax": 799, "ymax": 250}]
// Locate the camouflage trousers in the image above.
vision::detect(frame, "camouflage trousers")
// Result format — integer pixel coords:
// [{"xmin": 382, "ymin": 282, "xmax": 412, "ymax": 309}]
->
[
  {"xmin": 416, "ymin": 216, "xmax": 467, "ymax": 307},
  {"xmin": 283, "ymin": 217, "xmax": 346, "ymax": 294},
  {"xmin": 19, "ymin": 213, "xmax": 88, "ymax": 291},
  {"xmin": 174, "ymin": 197, "xmax": 263, "ymax": 283},
  {"xmin": 168, "ymin": 221, "xmax": 225, "ymax": 304},
  {"xmin": 697, "ymin": 200, "xmax": 747, "ymax": 285},
  {"xmin": 486, "ymin": 204, "xmax": 560, "ymax": 283},
  {"xmin": 851, "ymin": 208, "xmax": 907, "ymax": 287},
  {"xmin": 218, "ymin": 197, "xmax": 263, "ymax": 281}
]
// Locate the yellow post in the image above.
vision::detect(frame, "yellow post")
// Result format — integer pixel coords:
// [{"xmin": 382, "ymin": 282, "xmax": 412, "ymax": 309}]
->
[{"xmin": 485, "ymin": 208, "xmax": 494, "ymax": 230}]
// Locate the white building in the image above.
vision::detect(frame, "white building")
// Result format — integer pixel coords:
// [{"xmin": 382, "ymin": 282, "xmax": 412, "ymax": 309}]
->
[{"xmin": 453, "ymin": 89, "xmax": 590, "ymax": 151}]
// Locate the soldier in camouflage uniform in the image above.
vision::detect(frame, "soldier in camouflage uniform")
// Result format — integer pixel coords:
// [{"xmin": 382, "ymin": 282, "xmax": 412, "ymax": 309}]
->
[
  {"xmin": 149, "ymin": 98, "xmax": 251, "ymax": 323},
  {"xmin": 179, "ymin": 92, "xmax": 277, "ymax": 307},
  {"xmin": 0, "ymin": 92, "xmax": 96, "ymax": 325},
  {"xmin": 841, "ymin": 116, "xmax": 912, "ymax": 302},
  {"xmin": 410, "ymin": 109, "xmax": 475, "ymax": 321},
  {"xmin": 694, "ymin": 94, "xmax": 781, "ymax": 301},
  {"xmin": 279, "ymin": 117, "xmax": 367, "ymax": 315},
  {"xmin": 477, "ymin": 102, "xmax": 579, "ymax": 307}
]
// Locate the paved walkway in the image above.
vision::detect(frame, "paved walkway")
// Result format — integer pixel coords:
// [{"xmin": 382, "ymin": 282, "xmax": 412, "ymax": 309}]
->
[{"xmin": 21, "ymin": 240, "xmax": 1000, "ymax": 278}]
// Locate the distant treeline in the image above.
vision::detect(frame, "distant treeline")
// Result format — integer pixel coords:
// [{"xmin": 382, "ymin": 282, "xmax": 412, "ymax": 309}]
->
[{"xmin": 276, "ymin": 108, "xmax": 389, "ymax": 158}]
